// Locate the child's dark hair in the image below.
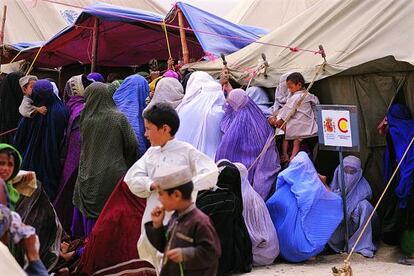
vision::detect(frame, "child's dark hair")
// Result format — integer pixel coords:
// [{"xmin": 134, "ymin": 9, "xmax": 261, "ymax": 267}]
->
[
  {"xmin": 165, "ymin": 181, "xmax": 194, "ymax": 200},
  {"xmin": 143, "ymin": 103, "xmax": 180, "ymax": 135},
  {"xmin": 287, "ymin": 72, "xmax": 305, "ymax": 87}
]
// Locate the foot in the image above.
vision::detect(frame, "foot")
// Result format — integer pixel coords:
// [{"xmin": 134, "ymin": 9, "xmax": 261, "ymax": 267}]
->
[{"xmin": 398, "ymin": 256, "xmax": 414, "ymax": 265}]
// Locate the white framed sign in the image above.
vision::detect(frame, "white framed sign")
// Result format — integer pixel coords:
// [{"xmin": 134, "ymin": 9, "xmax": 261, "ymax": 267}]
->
[{"xmin": 316, "ymin": 105, "xmax": 359, "ymax": 151}]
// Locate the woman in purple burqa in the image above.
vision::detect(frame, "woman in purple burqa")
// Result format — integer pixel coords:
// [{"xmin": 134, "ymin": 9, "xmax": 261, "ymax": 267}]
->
[
  {"xmin": 329, "ymin": 155, "xmax": 377, "ymax": 257},
  {"xmin": 216, "ymin": 89, "xmax": 281, "ymax": 199},
  {"xmin": 53, "ymin": 75, "xmax": 89, "ymax": 234}
]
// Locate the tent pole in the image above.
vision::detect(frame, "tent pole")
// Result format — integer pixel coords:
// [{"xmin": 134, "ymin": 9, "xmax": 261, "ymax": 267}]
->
[
  {"xmin": 91, "ymin": 17, "xmax": 99, "ymax": 73},
  {"xmin": 177, "ymin": 8, "xmax": 189, "ymax": 64},
  {"xmin": 0, "ymin": 5, "xmax": 8, "ymax": 65}
]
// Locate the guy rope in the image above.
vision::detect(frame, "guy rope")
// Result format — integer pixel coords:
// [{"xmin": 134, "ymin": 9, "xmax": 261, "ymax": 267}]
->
[
  {"xmin": 247, "ymin": 45, "xmax": 327, "ymax": 171},
  {"xmin": 332, "ymin": 136, "xmax": 414, "ymax": 276}
]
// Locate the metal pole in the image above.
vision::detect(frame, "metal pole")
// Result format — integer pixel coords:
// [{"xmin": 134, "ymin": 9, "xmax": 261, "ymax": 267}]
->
[
  {"xmin": 91, "ymin": 17, "xmax": 99, "ymax": 73},
  {"xmin": 339, "ymin": 149, "xmax": 349, "ymax": 252}
]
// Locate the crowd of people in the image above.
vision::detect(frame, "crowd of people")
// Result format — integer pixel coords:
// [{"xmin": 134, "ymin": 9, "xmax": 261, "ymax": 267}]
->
[{"xmin": 0, "ymin": 62, "xmax": 413, "ymax": 275}]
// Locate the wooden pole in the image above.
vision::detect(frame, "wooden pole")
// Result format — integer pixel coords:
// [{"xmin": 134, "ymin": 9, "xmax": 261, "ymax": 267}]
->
[
  {"xmin": 0, "ymin": 5, "xmax": 8, "ymax": 65},
  {"xmin": 177, "ymin": 8, "xmax": 189, "ymax": 64},
  {"xmin": 91, "ymin": 17, "xmax": 99, "ymax": 73}
]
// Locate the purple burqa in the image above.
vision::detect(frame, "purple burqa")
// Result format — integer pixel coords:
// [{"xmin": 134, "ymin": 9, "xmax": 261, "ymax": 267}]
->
[
  {"xmin": 215, "ymin": 89, "xmax": 281, "ymax": 199},
  {"xmin": 329, "ymin": 156, "xmax": 377, "ymax": 257},
  {"xmin": 54, "ymin": 75, "xmax": 86, "ymax": 233}
]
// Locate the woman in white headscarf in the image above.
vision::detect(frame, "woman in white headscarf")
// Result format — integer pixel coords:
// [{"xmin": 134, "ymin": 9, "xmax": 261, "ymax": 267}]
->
[
  {"xmin": 246, "ymin": 86, "xmax": 272, "ymax": 117},
  {"xmin": 175, "ymin": 71, "xmax": 225, "ymax": 160},
  {"xmin": 144, "ymin": 77, "xmax": 184, "ymax": 112},
  {"xmin": 270, "ymin": 72, "xmax": 292, "ymax": 115}
]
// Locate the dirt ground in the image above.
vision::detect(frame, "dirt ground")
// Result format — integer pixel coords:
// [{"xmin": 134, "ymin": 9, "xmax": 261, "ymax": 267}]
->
[{"xmin": 245, "ymin": 243, "xmax": 414, "ymax": 276}]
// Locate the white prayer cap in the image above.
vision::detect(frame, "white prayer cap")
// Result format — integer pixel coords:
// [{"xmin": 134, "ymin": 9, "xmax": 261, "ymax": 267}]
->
[
  {"xmin": 153, "ymin": 165, "xmax": 193, "ymax": 190},
  {"xmin": 19, "ymin": 75, "xmax": 38, "ymax": 89}
]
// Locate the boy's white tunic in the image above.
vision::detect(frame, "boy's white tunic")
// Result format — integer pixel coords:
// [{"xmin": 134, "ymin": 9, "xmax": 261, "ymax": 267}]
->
[{"xmin": 124, "ymin": 139, "xmax": 219, "ymax": 269}]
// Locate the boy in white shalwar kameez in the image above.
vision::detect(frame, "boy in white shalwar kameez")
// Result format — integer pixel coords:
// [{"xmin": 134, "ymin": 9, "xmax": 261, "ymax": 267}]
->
[
  {"xmin": 124, "ymin": 103, "xmax": 218, "ymax": 272},
  {"xmin": 273, "ymin": 72, "xmax": 319, "ymax": 163}
]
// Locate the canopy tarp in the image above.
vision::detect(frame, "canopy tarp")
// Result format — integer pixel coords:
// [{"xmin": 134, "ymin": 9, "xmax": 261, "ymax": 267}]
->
[
  {"xmin": 225, "ymin": 0, "xmax": 319, "ymax": 31},
  {"xmin": 165, "ymin": 2, "xmax": 268, "ymax": 59},
  {"xmin": 188, "ymin": 0, "xmax": 414, "ymax": 88},
  {"xmin": 0, "ymin": 0, "xmax": 166, "ymax": 45},
  {"xmin": 8, "ymin": 1, "xmax": 267, "ymax": 68},
  {"xmin": 11, "ymin": 2, "xmax": 199, "ymax": 67}
]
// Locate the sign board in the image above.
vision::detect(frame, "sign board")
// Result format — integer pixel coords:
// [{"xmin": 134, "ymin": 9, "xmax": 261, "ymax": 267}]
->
[{"xmin": 315, "ymin": 105, "xmax": 359, "ymax": 152}]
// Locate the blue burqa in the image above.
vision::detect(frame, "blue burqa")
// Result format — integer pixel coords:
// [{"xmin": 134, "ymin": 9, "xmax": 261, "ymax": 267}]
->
[
  {"xmin": 385, "ymin": 104, "xmax": 414, "ymax": 208},
  {"xmin": 14, "ymin": 80, "xmax": 69, "ymax": 200},
  {"xmin": 266, "ymin": 152, "xmax": 343, "ymax": 262},
  {"xmin": 329, "ymin": 156, "xmax": 376, "ymax": 257},
  {"xmin": 113, "ymin": 74, "xmax": 149, "ymax": 157}
]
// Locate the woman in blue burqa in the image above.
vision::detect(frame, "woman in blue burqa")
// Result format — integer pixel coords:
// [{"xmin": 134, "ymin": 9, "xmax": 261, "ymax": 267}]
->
[
  {"xmin": 14, "ymin": 79, "xmax": 68, "ymax": 201},
  {"xmin": 266, "ymin": 151, "xmax": 343, "ymax": 262},
  {"xmin": 329, "ymin": 155, "xmax": 377, "ymax": 258},
  {"xmin": 113, "ymin": 74, "xmax": 149, "ymax": 157},
  {"xmin": 381, "ymin": 103, "xmax": 414, "ymax": 265}
]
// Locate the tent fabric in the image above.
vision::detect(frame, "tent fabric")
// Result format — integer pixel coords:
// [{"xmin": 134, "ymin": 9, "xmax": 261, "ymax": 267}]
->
[
  {"xmin": 14, "ymin": 1, "xmax": 267, "ymax": 68},
  {"xmin": 188, "ymin": 0, "xmax": 414, "ymax": 88},
  {"xmin": 166, "ymin": 2, "xmax": 268, "ymax": 59},
  {"xmin": 225, "ymin": 0, "xmax": 319, "ymax": 31},
  {"xmin": 1, "ymin": 0, "xmax": 166, "ymax": 46}
]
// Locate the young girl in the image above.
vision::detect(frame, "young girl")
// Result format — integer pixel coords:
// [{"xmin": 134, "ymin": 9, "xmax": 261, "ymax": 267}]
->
[{"xmin": 271, "ymin": 72, "xmax": 319, "ymax": 163}]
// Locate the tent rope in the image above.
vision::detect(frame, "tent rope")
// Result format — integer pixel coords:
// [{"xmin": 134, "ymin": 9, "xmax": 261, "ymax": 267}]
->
[
  {"xmin": 25, "ymin": 45, "xmax": 43, "ymax": 75},
  {"xmin": 247, "ymin": 60, "xmax": 326, "ymax": 171},
  {"xmin": 331, "ymin": 135, "xmax": 414, "ymax": 275},
  {"xmin": 162, "ymin": 20, "xmax": 172, "ymax": 60},
  {"xmin": 0, "ymin": 127, "xmax": 17, "ymax": 137}
]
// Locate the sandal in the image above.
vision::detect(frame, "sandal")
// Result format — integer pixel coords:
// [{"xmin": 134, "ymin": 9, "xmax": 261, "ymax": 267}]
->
[{"xmin": 398, "ymin": 256, "xmax": 414, "ymax": 265}]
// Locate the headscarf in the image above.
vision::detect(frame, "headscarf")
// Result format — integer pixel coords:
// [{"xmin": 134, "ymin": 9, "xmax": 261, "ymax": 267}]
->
[
  {"xmin": 149, "ymin": 76, "xmax": 162, "ymax": 92},
  {"xmin": 0, "ymin": 144, "xmax": 22, "ymax": 208},
  {"xmin": 175, "ymin": 72, "xmax": 225, "ymax": 159},
  {"xmin": 181, "ymin": 71, "xmax": 193, "ymax": 92},
  {"xmin": 266, "ymin": 152, "xmax": 343, "ymax": 262},
  {"xmin": 63, "ymin": 75, "xmax": 86, "ymax": 101},
  {"xmin": 235, "ymin": 162, "xmax": 279, "ymax": 266},
  {"xmin": 246, "ymin": 86, "xmax": 272, "ymax": 116},
  {"xmin": 329, "ymin": 155, "xmax": 376, "ymax": 257},
  {"xmin": 13, "ymin": 79, "xmax": 69, "ymax": 201},
  {"xmin": 0, "ymin": 72, "xmax": 24, "ymax": 143},
  {"xmin": 271, "ymin": 72, "xmax": 292, "ymax": 114},
  {"xmin": 331, "ymin": 156, "xmax": 372, "ymax": 216},
  {"xmin": 163, "ymin": 70, "xmax": 180, "ymax": 80},
  {"xmin": 74, "ymin": 82, "xmax": 137, "ymax": 219},
  {"xmin": 51, "ymin": 82, "xmax": 61, "ymax": 100},
  {"xmin": 144, "ymin": 77, "xmax": 184, "ymax": 112},
  {"xmin": 385, "ymin": 104, "xmax": 414, "ymax": 208},
  {"xmin": 87, "ymin": 72, "xmax": 104, "ymax": 83},
  {"xmin": 216, "ymin": 89, "xmax": 280, "ymax": 199},
  {"xmin": 113, "ymin": 74, "xmax": 149, "ymax": 157}
]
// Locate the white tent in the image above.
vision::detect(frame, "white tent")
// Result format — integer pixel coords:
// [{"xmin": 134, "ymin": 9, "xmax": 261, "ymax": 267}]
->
[
  {"xmin": 225, "ymin": 0, "xmax": 319, "ymax": 30},
  {"xmin": 0, "ymin": 0, "xmax": 166, "ymax": 45},
  {"xmin": 189, "ymin": 0, "xmax": 414, "ymax": 88}
]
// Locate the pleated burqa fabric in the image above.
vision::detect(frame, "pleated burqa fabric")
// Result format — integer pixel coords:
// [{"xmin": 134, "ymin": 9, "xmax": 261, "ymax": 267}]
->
[
  {"xmin": 266, "ymin": 152, "xmax": 343, "ymax": 262},
  {"xmin": 73, "ymin": 82, "xmax": 137, "ymax": 219}
]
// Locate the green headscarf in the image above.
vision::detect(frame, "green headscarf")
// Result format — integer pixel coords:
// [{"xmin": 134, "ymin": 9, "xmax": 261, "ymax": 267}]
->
[{"xmin": 0, "ymin": 144, "xmax": 22, "ymax": 209}]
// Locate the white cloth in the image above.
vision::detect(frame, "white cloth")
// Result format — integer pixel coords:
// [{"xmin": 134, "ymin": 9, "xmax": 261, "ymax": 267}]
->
[
  {"xmin": 0, "ymin": 242, "xmax": 26, "ymax": 276},
  {"xmin": 51, "ymin": 82, "xmax": 61, "ymax": 100},
  {"xmin": 175, "ymin": 71, "xmax": 225, "ymax": 160},
  {"xmin": 246, "ymin": 86, "xmax": 272, "ymax": 117},
  {"xmin": 270, "ymin": 72, "xmax": 292, "ymax": 115},
  {"xmin": 124, "ymin": 139, "xmax": 219, "ymax": 269},
  {"xmin": 278, "ymin": 90, "xmax": 319, "ymax": 140},
  {"xmin": 19, "ymin": 96, "xmax": 36, "ymax": 118},
  {"xmin": 234, "ymin": 162, "xmax": 279, "ymax": 266}
]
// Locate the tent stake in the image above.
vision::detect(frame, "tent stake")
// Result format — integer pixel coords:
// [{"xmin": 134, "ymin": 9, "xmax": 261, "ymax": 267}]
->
[
  {"xmin": 177, "ymin": 8, "xmax": 189, "ymax": 64},
  {"xmin": 91, "ymin": 17, "xmax": 99, "ymax": 73}
]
